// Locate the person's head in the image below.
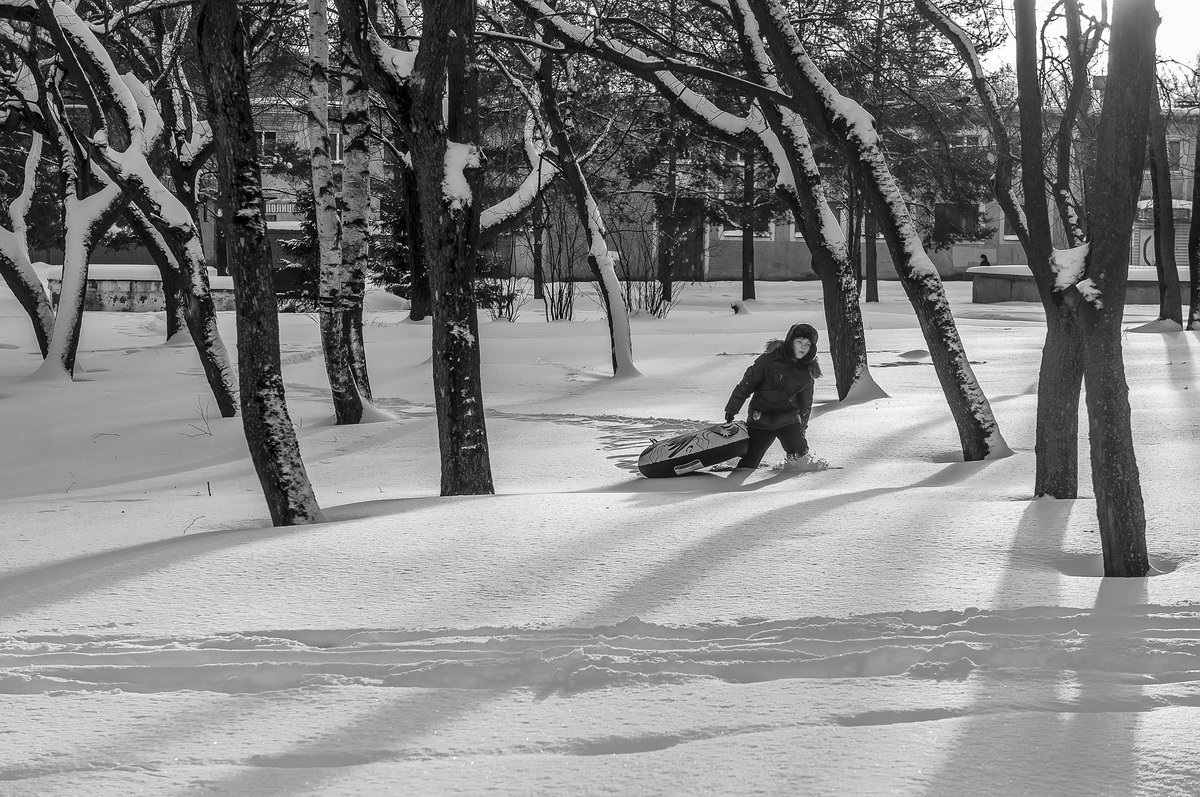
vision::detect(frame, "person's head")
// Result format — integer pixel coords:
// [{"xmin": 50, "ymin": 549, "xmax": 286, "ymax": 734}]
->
[
  {"xmin": 784, "ymin": 323, "xmax": 819, "ymax": 363},
  {"xmin": 980, "ymin": 253, "xmax": 991, "ymax": 265}
]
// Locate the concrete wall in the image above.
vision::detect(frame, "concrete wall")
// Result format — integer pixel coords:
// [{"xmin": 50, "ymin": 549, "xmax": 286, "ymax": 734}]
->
[{"xmin": 46, "ymin": 276, "xmax": 237, "ymax": 313}]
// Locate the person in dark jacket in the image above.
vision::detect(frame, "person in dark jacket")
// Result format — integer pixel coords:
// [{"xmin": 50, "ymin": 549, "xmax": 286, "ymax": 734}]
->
[{"xmin": 724, "ymin": 322, "xmax": 822, "ymax": 469}]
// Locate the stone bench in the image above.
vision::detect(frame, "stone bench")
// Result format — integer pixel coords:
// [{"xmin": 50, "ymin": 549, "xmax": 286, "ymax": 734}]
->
[
  {"xmin": 44, "ymin": 264, "xmax": 237, "ymax": 312},
  {"xmin": 968, "ymin": 264, "xmax": 1192, "ymax": 304}
]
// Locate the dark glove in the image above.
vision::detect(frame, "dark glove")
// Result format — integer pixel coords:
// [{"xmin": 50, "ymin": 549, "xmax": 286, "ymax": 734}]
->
[{"xmin": 724, "ymin": 411, "xmax": 736, "ymax": 423}]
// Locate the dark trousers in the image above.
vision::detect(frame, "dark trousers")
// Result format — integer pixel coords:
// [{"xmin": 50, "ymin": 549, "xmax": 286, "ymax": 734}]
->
[{"xmin": 737, "ymin": 422, "xmax": 808, "ymax": 469}]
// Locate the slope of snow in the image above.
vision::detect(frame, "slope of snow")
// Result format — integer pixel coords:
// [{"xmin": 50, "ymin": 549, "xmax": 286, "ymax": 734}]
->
[{"xmin": 1, "ymin": 280, "xmax": 1199, "ymax": 795}]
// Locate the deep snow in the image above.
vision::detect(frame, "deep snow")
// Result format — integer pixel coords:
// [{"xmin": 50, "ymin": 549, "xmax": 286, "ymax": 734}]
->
[{"xmin": 1, "ymin": 274, "xmax": 1199, "ymax": 795}]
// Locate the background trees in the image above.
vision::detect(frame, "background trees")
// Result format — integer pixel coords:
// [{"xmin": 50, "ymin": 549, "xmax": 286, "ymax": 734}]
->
[{"xmin": 0, "ymin": 1, "xmax": 1176, "ymax": 562}]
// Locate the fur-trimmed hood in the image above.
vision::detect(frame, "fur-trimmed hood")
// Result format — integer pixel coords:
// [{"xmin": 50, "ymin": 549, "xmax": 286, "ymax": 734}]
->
[{"xmin": 762, "ymin": 323, "xmax": 822, "ymax": 378}]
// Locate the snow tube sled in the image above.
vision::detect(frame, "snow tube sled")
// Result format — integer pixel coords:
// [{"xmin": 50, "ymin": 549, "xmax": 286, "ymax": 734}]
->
[{"xmin": 637, "ymin": 421, "xmax": 750, "ymax": 478}]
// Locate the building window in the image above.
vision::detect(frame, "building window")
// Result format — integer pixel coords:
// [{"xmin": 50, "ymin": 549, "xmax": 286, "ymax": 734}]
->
[
  {"xmin": 934, "ymin": 202, "xmax": 984, "ymax": 241},
  {"xmin": 1002, "ymin": 207, "xmax": 1026, "ymax": 240},
  {"xmin": 256, "ymin": 130, "xmax": 278, "ymax": 160},
  {"xmin": 721, "ymin": 218, "xmax": 774, "ymax": 241},
  {"xmin": 1168, "ymin": 139, "xmax": 1183, "ymax": 170}
]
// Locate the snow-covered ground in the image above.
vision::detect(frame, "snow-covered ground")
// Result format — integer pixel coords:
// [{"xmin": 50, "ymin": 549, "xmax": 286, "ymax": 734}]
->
[{"xmin": 1, "ymin": 277, "xmax": 1198, "ymax": 796}]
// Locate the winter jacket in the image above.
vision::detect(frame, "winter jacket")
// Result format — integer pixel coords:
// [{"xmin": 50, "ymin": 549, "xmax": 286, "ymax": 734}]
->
[{"xmin": 725, "ymin": 323, "xmax": 821, "ymax": 431}]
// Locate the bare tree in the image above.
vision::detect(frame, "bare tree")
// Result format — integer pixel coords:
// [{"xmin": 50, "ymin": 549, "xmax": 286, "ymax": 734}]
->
[
  {"xmin": 1067, "ymin": 0, "xmax": 1158, "ymax": 576},
  {"xmin": 918, "ymin": 0, "xmax": 1089, "ymax": 495},
  {"xmin": 196, "ymin": 0, "xmax": 324, "ymax": 525},
  {"xmin": 0, "ymin": 129, "xmax": 54, "ymax": 356},
  {"xmin": 1148, "ymin": 83, "xmax": 1183, "ymax": 324},
  {"xmin": 340, "ymin": 0, "xmax": 495, "ymax": 495},
  {"xmin": 746, "ymin": 0, "xmax": 1006, "ymax": 458},
  {"xmin": 35, "ymin": 4, "xmax": 239, "ymax": 415}
]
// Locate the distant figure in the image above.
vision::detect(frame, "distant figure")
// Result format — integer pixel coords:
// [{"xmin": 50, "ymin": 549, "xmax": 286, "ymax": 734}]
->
[{"xmin": 978, "ymin": 254, "xmax": 992, "ymax": 268}]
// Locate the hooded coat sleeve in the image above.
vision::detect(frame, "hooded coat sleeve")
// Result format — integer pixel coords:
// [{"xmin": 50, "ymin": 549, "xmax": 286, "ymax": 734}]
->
[{"xmin": 797, "ymin": 377, "xmax": 814, "ymax": 430}]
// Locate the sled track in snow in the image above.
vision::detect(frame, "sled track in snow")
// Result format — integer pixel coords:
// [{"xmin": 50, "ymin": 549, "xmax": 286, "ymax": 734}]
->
[
  {"xmin": 4, "ymin": 605, "xmax": 1200, "ymax": 699},
  {"xmin": 339, "ymin": 392, "xmax": 708, "ymax": 473}
]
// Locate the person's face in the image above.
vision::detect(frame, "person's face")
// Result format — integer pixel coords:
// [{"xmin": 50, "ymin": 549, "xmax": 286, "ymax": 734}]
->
[{"xmin": 792, "ymin": 337, "xmax": 812, "ymax": 359}]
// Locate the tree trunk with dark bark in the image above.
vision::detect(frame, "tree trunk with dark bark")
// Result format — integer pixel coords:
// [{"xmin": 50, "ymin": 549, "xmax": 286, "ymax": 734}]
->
[
  {"xmin": 741, "ymin": 145, "xmax": 756, "ymax": 301},
  {"xmin": 1191, "ymin": 118, "xmax": 1200, "ymax": 330},
  {"xmin": 125, "ymin": 207, "xmax": 188, "ymax": 340},
  {"xmin": 410, "ymin": 0, "xmax": 494, "ymax": 495},
  {"xmin": 863, "ymin": 211, "xmax": 879, "ymax": 303},
  {"xmin": 1074, "ymin": 0, "xmax": 1157, "ymax": 577},
  {"xmin": 196, "ymin": 0, "xmax": 324, "ymax": 526},
  {"xmin": 1148, "ymin": 88, "xmax": 1182, "ymax": 324},
  {"xmin": 1014, "ymin": 0, "xmax": 1087, "ymax": 498}
]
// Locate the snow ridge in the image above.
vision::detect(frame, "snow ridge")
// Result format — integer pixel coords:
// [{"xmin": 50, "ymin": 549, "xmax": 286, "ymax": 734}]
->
[{"xmin": 4, "ymin": 606, "xmax": 1200, "ymax": 696}]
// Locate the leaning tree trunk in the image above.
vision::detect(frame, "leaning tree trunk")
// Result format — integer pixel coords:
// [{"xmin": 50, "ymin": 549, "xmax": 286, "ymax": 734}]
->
[
  {"xmin": 725, "ymin": 2, "xmax": 874, "ymax": 400},
  {"xmin": 309, "ymin": 0, "xmax": 362, "ymax": 425},
  {"xmin": 37, "ymin": 183, "xmax": 125, "ymax": 379},
  {"xmin": 341, "ymin": 28, "xmax": 374, "ymax": 401},
  {"xmin": 749, "ymin": 0, "xmax": 1004, "ymax": 458},
  {"xmin": 535, "ymin": 53, "xmax": 637, "ymax": 376},
  {"xmin": 1073, "ymin": 0, "xmax": 1157, "ymax": 577},
  {"xmin": 125, "ymin": 206, "xmax": 189, "ymax": 340},
  {"xmin": 196, "ymin": 0, "xmax": 324, "ymax": 526},
  {"xmin": 0, "ymin": 131, "xmax": 55, "ymax": 356},
  {"xmin": 410, "ymin": 0, "xmax": 494, "ymax": 495},
  {"xmin": 41, "ymin": 6, "xmax": 240, "ymax": 417},
  {"xmin": 1148, "ymin": 87, "xmax": 1183, "ymax": 324}
]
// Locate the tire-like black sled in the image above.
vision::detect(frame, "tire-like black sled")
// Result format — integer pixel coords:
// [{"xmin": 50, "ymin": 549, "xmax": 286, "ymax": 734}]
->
[{"xmin": 637, "ymin": 421, "xmax": 750, "ymax": 478}]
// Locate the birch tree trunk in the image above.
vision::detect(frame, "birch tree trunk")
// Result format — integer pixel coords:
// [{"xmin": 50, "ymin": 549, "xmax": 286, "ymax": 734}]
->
[
  {"xmin": 196, "ymin": 0, "xmax": 324, "ymax": 526},
  {"xmin": 341, "ymin": 28, "xmax": 374, "ymax": 400},
  {"xmin": 309, "ymin": 0, "xmax": 362, "ymax": 424},
  {"xmin": 749, "ymin": 0, "xmax": 1003, "ymax": 457},
  {"xmin": 1072, "ymin": 0, "xmax": 1157, "ymax": 577}
]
